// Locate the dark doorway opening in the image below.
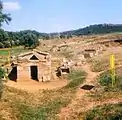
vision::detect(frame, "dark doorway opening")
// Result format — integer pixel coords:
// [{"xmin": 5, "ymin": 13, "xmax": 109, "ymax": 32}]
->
[
  {"xmin": 30, "ymin": 66, "xmax": 38, "ymax": 81},
  {"xmin": 62, "ymin": 68, "xmax": 70, "ymax": 73},
  {"xmin": 81, "ymin": 84, "xmax": 95, "ymax": 90},
  {"xmin": 8, "ymin": 66, "xmax": 17, "ymax": 82}
]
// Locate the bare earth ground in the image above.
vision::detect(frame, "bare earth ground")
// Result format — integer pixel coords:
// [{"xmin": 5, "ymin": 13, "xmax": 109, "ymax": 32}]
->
[{"xmin": 5, "ymin": 79, "xmax": 68, "ymax": 92}]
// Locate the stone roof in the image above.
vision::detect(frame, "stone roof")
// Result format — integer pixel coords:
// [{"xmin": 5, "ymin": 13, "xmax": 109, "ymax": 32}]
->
[{"xmin": 18, "ymin": 49, "xmax": 50, "ymax": 60}]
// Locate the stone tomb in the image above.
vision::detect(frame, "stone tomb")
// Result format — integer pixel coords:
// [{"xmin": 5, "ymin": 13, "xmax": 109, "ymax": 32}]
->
[{"xmin": 8, "ymin": 49, "xmax": 51, "ymax": 82}]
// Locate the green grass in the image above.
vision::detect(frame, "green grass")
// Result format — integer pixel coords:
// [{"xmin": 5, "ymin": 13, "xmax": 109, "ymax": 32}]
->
[
  {"xmin": 0, "ymin": 50, "xmax": 9, "ymax": 56},
  {"xmin": 64, "ymin": 70, "xmax": 86, "ymax": 89},
  {"xmin": 84, "ymin": 103, "xmax": 122, "ymax": 120},
  {"xmin": 0, "ymin": 46, "xmax": 31, "ymax": 57},
  {"xmin": 0, "ymin": 46, "xmax": 31, "ymax": 65}
]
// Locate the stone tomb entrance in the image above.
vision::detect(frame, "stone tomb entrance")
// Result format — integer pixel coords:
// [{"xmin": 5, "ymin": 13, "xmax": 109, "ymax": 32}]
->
[
  {"xmin": 8, "ymin": 64, "xmax": 17, "ymax": 82},
  {"xmin": 30, "ymin": 65, "xmax": 38, "ymax": 81}
]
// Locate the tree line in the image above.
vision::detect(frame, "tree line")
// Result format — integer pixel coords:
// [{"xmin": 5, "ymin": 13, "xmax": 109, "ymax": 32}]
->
[
  {"xmin": 1, "ymin": 23, "xmax": 122, "ymax": 49},
  {"xmin": 0, "ymin": 30, "xmax": 48, "ymax": 48}
]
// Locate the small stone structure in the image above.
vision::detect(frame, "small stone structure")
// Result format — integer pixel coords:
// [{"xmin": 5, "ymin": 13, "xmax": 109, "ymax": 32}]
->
[
  {"xmin": 8, "ymin": 49, "xmax": 51, "ymax": 82},
  {"xmin": 56, "ymin": 65, "xmax": 70, "ymax": 77},
  {"xmin": 56, "ymin": 59, "xmax": 72, "ymax": 77}
]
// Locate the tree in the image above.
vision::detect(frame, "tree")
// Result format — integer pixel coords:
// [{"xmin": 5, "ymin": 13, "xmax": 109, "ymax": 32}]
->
[
  {"xmin": 22, "ymin": 33, "xmax": 39, "ymax": 49},
  {"xmin": 0, "ymin": 1, "xmax": 11, "ymax": 27},
  {"xmin": 0, "ymin": 42, "xmax": 4, "ymax": 48}
]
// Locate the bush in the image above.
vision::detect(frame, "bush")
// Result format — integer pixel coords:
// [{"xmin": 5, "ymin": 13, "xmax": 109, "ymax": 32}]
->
[
  {"xmin": 98, "ymin": 72, "xmax": 122, "ymax": 91},
  {"xmin": 99, "ymin": 73, "xmax": 112, "ymax": 86}
]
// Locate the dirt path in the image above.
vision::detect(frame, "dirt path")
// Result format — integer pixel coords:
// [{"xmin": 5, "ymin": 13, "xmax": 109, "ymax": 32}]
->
[
  {"xmin": 5, "ymin": 79, "xmax": 68, "ymax": 92},
  {"xmin": 59, "ymin": 64, "xmax": 122, "ymax": 120}
]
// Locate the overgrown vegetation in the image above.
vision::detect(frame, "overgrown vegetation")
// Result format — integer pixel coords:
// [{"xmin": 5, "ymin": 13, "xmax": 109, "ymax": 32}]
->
[
  {"xmin": 84, "ymin": 103, "xmax": 122, "ymax": 120},
  {"xmin": 98, "ymin": 71, "xmax": 122, "ymax": 91}
]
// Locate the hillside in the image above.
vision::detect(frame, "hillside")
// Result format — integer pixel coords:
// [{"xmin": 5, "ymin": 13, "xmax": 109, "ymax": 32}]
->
[
  {"xmin": 61, "ymin": 24, "xmax": 122, "ymax": 36},
  {"xmin": 1, "ymin": 24, "xmax": 122, "ymax": 49}
]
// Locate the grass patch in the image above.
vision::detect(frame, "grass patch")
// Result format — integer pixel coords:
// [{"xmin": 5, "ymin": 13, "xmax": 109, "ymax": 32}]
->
[
  {"xmin": 83, "ymin": 103, "xmax": 122, "ymax": 120},
  {"xmin": 64, "ymin": 70, "xmax": 86, "ymax": 89},
  {"xmin": 0, "ymin": 46, "xmax": 31, "ymax": 65},
  {"xmin": 0, "ymin": 50, "xmax": 9, "ymax": 56}
]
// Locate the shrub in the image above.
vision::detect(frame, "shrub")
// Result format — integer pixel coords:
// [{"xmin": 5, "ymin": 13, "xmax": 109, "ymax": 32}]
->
[{"xmin": 98, "ymin": 72, "xmax": 122, "ymax": 91}]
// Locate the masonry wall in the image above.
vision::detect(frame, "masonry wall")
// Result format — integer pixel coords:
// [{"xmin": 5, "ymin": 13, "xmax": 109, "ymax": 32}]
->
[{"xmin": 17, "ymin": 61, "xmax": 51, "ymax": 82}]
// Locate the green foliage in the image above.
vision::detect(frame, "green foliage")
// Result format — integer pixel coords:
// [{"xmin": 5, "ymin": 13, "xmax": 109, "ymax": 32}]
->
[
  {"xmin": 0, "ymin": 67, "xmax": 5, "ymax": 99},
  {"xmin": 64, "ymin": 70, "xmax": 86, "ymax": 89},
  {"xmin": 99, "ymin": 73, "xmax": 112, "ymax": 86},
  {"xmin": 22, "ymin": 33, "xmax": 39, "ymax": 48},
  {"xmin": 62, "ymin": 24, "xmax": 122, "ymax": 36},
  {"xmin": 0, "ymin": 42, "xmax": 4, "ymax": 48},
  {"xmin": 98, "ymin": 72, "xmax": 122, "ymax": 91},
  {"xmin": 84, "ymin": 103, "xmax": 122, "ymax": 120},
  {"xmin": 0, "ymin": 1, "xmax": 12, "ymax": 27}
]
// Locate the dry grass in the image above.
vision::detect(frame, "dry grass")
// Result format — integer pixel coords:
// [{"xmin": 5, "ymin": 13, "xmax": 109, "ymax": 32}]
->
[
  {"xmin": 90, "ymin": 47, "xmax": 122, "ymax": 72},
  {"xmin": 0, "ymin": 70, "xmax": 86, "ymax": 120}
]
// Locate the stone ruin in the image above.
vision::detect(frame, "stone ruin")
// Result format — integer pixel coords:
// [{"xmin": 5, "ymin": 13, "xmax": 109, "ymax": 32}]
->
[
  {"xmin": 8, "ymin": 49, "xmax": 51, "ymax": 82},
  {"xmin": 56, "ymin": 58, "xmax": 73, "ymax": 77}
]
